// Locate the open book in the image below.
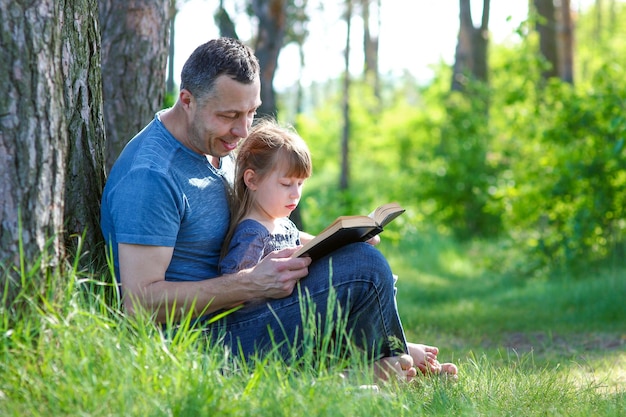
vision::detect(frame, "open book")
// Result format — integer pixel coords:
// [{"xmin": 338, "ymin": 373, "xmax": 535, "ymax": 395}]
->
[{"xmin": 293, "ymin": 202, "xmax": 405, "ymax": 260}]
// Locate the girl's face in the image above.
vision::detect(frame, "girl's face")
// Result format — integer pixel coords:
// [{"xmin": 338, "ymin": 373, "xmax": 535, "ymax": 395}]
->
[{"xmin": 245, "ymin": 163, "xmax": 307, "ymax": 221}]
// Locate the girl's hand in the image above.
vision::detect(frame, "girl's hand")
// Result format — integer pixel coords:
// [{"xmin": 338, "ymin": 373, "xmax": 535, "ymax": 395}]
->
[{"xmin": 366, "ymin": 235, "xmax": 381, "ymax": 246}]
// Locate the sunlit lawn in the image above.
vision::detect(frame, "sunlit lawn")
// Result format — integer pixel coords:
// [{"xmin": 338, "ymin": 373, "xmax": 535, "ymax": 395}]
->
[
  {"xmin": 387, "ymin": 232, "xmax": 626, "ymax": 402},
  {"xmin": 1, "ymin": 230, "xmax": 624, "ymax": 416}
]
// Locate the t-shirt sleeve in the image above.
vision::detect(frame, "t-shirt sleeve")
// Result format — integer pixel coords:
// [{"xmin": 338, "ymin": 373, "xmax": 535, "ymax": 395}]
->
[
  {"xmin": 108, "ymin": 168, "xmax": 183, "ymax": 247},
  {"xmin": 219, "ymin": 226, "xmax": 269, "ymax": 274}
]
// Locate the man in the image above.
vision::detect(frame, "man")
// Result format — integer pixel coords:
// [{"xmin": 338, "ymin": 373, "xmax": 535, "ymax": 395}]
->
[{"xmin": 101, "ymin": 37, "xmax": 455, "ymax": 381}]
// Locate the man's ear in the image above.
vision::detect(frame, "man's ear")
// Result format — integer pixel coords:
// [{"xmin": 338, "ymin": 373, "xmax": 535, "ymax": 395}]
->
[
  {"xmin": 243, "ymin": 169, "xmax": 257, "ymax": 190},
  {"xmin": 179, "ymin": 89, "xmax": 193, "ymax": 109}
]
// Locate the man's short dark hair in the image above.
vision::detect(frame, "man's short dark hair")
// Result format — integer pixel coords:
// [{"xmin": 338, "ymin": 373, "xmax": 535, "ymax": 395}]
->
[{"xmin": 180, "ymin": 37, "xmax": 260, "ymax": 101}]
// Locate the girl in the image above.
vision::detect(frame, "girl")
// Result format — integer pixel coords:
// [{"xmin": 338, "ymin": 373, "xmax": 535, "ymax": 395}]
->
[
  {"xmin": 219, "ymin": 118, "xmax": 456, "ymax": 383},
  {"xmin": 219, "ymin": 118, "xmax": 312, "ymax": 274}
]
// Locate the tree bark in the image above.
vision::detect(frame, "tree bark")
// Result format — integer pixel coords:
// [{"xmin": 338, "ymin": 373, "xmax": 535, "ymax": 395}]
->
[
  {"xmin": 215, "ymin": 0, "xmax": 239, "ymax": 40},
  {"xmin": 558, "ymin": 0, "xmax": 574, "ymax": 84},
  {"xmin": 533, "ymin": 0, "xmax": 559, "ymax": 80},
  {"xmin": 452, "ymin": 0, "xmax": 490, "ymax": 91},
  {"xmin": 251, "ymin": 0, "xmax": 288, "ymax": 119},
  {"xmin": 340, "ymin": 0, "xmax": 352, "ymax": 191},
  {"xmin": 62, "ymin": 0, "xmax": 108, "ymax": 259},
  {"xmin": 0, "ymin": 0, "xmax": 105, "ymax": 300},
  {"xmin": 474, "ymin": 0, "xmax": 490, "ymax": 82},
  {"xmin": 0, "ymin": 0, "xmax": 66, "ymax": 273},
  {"xmin": 362, "ymin": 0, "xmax": 380, "ymax": 100},
  {"xmin": 166, "ymin": 0, "xmax": 178, "ymax": 96},
  {"xmin": 99, "ymin": 0, "xmax": 170, "ymax": 173}
]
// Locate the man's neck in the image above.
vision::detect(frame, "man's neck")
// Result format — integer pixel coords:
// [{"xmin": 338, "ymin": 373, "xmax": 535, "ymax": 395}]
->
[{"xmin": 159, "ymin": 106, "xmax": 186, "ymax": 145}]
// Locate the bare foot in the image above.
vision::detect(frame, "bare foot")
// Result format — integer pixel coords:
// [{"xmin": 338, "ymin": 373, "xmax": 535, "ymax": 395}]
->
[
  {"xmin": 407, "ymin": 343, "xmax": 439, "ymax": 374},
  {"xmin": 439, "ymin": 362, "xmax": 459, "ymax": 380},
  {"xmin": 374, "ymin": 354, "xmax": 418, "ymax": 383},
  {"xmin": 408, "ymin": 342, "xmax": 458, "ymax": 379}
]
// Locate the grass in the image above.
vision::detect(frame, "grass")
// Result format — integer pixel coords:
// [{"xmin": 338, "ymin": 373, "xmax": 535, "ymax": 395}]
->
[
  {"xmin": 386, "ymin": 232, "xmax": 626, "ymax": 408},
  {"xmin": 0, "ymin": 230, "xmax": 625, "ymax": 416}
]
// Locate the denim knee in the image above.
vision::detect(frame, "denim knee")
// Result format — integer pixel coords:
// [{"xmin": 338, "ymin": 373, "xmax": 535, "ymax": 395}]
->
[
  {"xmin": 304, "ymin": 242, "xmax": 406, "ymax": 357},
  {"xmin": 308, "ymin": 242, "xmax": 394, "ymax": 291}
]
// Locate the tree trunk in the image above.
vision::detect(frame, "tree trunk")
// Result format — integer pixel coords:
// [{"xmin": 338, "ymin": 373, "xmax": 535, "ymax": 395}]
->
[
  {"xmin": 533, "ymin": 0, "xmax": 559, "ymax": 80},
  {"xmin": 99, "ymin": 0, "xmax": 170, "ymax": 173},
  {"xmin": 595, "ymin": 0, "xmax": 602, "ymax": 42},
  {"xmin": 474, "ymin": 0, "xmax": 490, "ymax": 82},
  {"xmin": 63, "ymin": 0, "xmax": 108, "ymax": 259},
  {"xmin": 609, "ymin": 0, "xmax": 617, "ymax": 36},
  {"xmin": 452, "ymin": 0, "xmax": 490, "ymax": 91},
  {"xmin": 215, "ymin": 0, "xmax": 239, "ymax": 40},
  {"xmin": 362, "ymin": 0, "xmax": 380, "ymax": 100},
  {"xmin": 251, "ymin": 0, "xmax": 288, "ymax": 119},
  {"xmin": 166, "ymin": 0, "xmax": 177, "ymax": 96},
  {"xmin": 558, "ymin": 0, "xmax": 574, "ymax": 84},
  {"xmin": 0, "ymin": 0, "xmax": 105, "ymax": 301},
  {"xmin": 340, "ymin": 0, "xmax": 352, "ymax": 191}
]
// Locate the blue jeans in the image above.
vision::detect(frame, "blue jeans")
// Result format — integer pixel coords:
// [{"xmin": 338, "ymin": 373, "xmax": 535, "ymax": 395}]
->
[{"xmin": 203, "ymin": 242, "xmax": 409, "ymax": 361}]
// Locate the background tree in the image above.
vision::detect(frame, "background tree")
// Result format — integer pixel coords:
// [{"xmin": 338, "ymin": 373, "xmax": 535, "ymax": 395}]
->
[
  {"xmin": 361, "ymin": 0, "xmax": 380, "ymax": 100},
  {"xmin": 284, "ymin": 0, "xmax": 309, "ymax": 119},
  {"xmin": 251, "ymin": 0, "xmax": 289, "ymax": 119},
  {"xmin": 215, "ymin": 0, "xmax": 240, "ymax": 40},
  {"xmin": 533, "ymin": 0, "xmax": 559, "ymax": 80},
  {"xmin": 0, "ymin": 0, "xmax": 106, "ymax": 302},
  {"xmin": 423, "ymin": 0, "xmax": 497, "ymax": 237},
  {"xmin": 214, "ymin": 0, "xmax": 308, "ymax": 119},
  {"xmin": 558, "ymin": 0, "xmax": 574, "ymax": 83},
  {"xmin": 63, "ymin": 0, "xmax": 108, "ymax": 261},
  {"xmin": 166, "ymin": 0, "xmax": 180, "ymax": 97},
  {"xmin": 452, "ymin": 0, "xmax": 490, "ymax": 91},
  {"xmin": 592, "ymin": 0, "xmax": 615, "ymax": 41},
  {"xmin": 99, "ymin": 0, "xmax": 170, "ymax": 173},
  {"xmin": 340, "ymin": 0, "xmax": 353, "ymax": 191},
  {"xmin": 282, "ymin": 0, "xmax": 309, "ymax": 229}
]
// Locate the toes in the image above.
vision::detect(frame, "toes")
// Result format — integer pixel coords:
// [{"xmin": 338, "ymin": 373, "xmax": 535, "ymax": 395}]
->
[{"xmin": 440, "ymin": 362, "xmax": 458, "ymax": 376}]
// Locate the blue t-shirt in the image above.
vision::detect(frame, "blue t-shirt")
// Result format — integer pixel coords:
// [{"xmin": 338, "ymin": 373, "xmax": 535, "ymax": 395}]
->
[
  {"xmin": 100, "ymin": 113, "xmax": 234, "ymax": 282},
  {"xmin": 219, "ymin": 218, "xmax": 300, "ymax": 274}
]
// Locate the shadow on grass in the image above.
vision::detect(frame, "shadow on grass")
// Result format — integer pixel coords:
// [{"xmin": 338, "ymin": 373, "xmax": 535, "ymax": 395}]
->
[{"xmin": 380, "ymin": 232, "xmax": 626, "ymax": 385}]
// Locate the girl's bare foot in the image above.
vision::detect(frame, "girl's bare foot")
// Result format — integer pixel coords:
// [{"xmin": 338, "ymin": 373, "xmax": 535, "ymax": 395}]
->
[
  {"xmin": 408, "ymin": 342, "xmax": 458, "ymax": 379},
  {"xmin": 439, "ymin": 362, "xmax": 459, "ymax": 380},
  {"xmin": 407, "ymin": 343, "xmax": 439, "ymax": 374},
  {"xmin": 374, "ymin": 354, "xmax": 418, "ymax": 383}
]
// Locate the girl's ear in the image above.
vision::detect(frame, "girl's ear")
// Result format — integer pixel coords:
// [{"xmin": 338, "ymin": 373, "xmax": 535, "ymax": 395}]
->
[{"xmin": 243, "ymin": 169, "xmax": 257, "ymax": 190}]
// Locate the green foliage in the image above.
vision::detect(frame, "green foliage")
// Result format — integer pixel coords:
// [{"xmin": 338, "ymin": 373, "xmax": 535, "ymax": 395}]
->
[
  {"xmin": 576, "ymin": 2, "xmax": 626, "ymax": 86},
  {"xmin": 162, "ymin": 91, "xmax": 177, "ymax": 109},
  {"xmin": 421, "ymin": 82, "xmax": 502, "ymax": 238},
  {"xmin": 298, "ymin": 72, "xmax": 504, "ymax": 240},
  {"xmin": 492, "ymin": 63, "xmax": 626, "ymax": 270},
  {"xmin": 475, "ymin": 12, "xmax": 626, "ymax": 271},
  {"xmin": 293, "ymin": 3, "xmax": 626, "ymax": 272}
]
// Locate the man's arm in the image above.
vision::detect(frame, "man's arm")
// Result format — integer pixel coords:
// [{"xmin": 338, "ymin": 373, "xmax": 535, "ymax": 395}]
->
[{"xmin": 118, "ymin": 243, "xmax": 311, "ymax": 323}]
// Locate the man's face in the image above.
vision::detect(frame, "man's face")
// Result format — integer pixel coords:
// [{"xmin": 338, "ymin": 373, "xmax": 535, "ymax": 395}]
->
[{"xmin": 186, "ymin": 74, "xmax": 261, "ymax": 158}]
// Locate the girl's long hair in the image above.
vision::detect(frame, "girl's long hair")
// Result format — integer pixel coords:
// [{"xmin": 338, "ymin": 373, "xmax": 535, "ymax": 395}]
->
[{"xmin": 221, "ymin": 118, "xmax": 312, "ymax": 261}]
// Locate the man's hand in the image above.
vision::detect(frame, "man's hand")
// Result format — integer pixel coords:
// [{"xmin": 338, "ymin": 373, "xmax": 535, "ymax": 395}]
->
[
  {"xmin": 244, "ymin": 247, "xmax": 311, "ymax": 299},
  {"xmin": 117, "ymin": 244, "xmax": 311, "ymax": 323}
]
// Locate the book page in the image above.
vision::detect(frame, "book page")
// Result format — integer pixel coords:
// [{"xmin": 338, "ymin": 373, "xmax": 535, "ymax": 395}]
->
[
  {"xmin": 369, "ymin": 202, "xmax": 405, "ymax": 226},
  {"xmin": 295, "ymin": 202, "xmax": 404, "ymax": 259}
]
